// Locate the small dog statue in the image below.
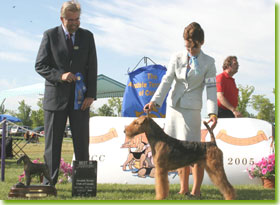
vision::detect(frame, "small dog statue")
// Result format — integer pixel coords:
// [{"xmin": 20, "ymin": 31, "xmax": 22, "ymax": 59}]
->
[{"xmin": 17, "ymin": 154, "xmax": 53, "ymax": 186}]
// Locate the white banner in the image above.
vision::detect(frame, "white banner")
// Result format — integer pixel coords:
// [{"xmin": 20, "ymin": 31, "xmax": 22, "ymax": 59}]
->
[{"xmin": 79, "ymin": 117, "xmax": 273, "ymax": 185}]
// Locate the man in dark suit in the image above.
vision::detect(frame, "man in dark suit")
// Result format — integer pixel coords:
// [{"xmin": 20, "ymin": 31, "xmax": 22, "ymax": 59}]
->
[{"xmin": 35, "ymin": 1, "xmax": 97, "ymax": 185}]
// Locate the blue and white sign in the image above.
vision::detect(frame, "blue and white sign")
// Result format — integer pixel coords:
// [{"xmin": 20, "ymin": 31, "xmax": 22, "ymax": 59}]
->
[{"xmin": 121, "ymin": 65, "xmax": 167, "ymax": 118}]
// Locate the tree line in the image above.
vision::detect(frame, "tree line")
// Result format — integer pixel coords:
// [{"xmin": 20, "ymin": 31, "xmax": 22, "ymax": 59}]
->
[
  {"xmin": 0, "ymin": 97, "xmax": 122, "ymax": 128},
  {"xmin": 237, "ymin": 85, "xmax": 275, "ymax": 123},
  {"xmin": 0, "ymin": 84, "xmax": 275, "ymax": 128}
]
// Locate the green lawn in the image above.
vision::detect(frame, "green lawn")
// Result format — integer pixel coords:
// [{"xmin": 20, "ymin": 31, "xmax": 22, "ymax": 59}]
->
[{"xmin": 0, "ymin": 137, "xmax": 276, "ymax": 203}]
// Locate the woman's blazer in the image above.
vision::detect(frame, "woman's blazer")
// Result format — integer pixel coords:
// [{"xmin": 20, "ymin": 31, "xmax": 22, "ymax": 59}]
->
[{"xmin": 151, "ymin": 50, "xmax": 217, "ymax": 115}]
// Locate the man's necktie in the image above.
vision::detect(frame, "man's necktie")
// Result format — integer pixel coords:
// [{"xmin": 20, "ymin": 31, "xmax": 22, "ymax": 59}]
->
[{"xmin": 66, "ymin": 34, "xmax": 73, "ymax": 57}]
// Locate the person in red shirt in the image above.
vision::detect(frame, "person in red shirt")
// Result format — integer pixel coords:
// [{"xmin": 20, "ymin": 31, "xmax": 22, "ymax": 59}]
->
[{"xmin": 216, "ymin": 56, "xmax": 242, "ymax": 118}]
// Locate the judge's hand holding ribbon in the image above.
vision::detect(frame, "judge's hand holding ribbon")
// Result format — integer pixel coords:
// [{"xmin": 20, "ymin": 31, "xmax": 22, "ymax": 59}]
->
[
  {"xmin": 81, "ymin": 97, "xmax": 94, "ymax": 111},
  {"xmin": 62, "ymin": 72, "xmax": 77, "ymax": 83}
]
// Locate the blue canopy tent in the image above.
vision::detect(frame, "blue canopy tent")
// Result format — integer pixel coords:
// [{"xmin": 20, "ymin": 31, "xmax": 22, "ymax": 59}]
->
[
  {"xmin": 1, "ymin": 114, "xmax": 21, "ymax": 181},
  {"xmin": 0, "ymin": 114, "xmax": 21, "ymax": 122}
]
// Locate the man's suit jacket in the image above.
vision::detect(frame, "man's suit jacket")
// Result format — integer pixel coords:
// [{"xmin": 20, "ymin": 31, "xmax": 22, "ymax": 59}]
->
[
  {"xmin": 151, "ymin": 50, "xmax": 217, "ymax": 115},
  {"xmin": 35, "ymin": 25, "xmax": 97, "ymax": 111}
]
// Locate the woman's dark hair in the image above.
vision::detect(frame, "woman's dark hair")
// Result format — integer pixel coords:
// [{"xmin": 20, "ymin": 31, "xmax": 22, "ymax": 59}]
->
[{"xmin": 183, "ymin": 22, "xmax": 204, "ymax": 48}]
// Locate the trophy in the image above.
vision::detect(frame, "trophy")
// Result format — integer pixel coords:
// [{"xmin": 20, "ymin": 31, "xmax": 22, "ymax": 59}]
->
[{"xmin": 8, "ymin": 154, "xmax": 57, "ymax": 198}]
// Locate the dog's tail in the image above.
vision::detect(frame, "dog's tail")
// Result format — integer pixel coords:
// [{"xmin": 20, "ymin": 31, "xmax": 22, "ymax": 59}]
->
[{"xmin": 203, "ymin": 121, "xmax": 216, "ymax": 144}]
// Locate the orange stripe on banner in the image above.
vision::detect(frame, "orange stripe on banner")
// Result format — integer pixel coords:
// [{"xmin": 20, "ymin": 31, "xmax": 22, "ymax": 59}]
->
[
  {"xmin": 89, "ymin": 128, "xmax": 118, "ymax": 144},
  {"xmin": 216, "ymin": 130, "xmax": 269, "ymax": 146},
  {"xmin": 135, "ymin": 108, "xmax": 165, "ymax": 118}
]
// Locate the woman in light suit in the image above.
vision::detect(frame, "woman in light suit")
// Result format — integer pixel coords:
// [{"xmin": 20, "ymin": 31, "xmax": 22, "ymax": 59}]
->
[{"xmin": 144, "ymin": 22, "xmax": 218, "ymax": 197}]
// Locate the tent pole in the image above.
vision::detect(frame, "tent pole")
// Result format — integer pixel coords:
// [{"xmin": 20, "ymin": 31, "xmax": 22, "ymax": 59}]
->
[
  {"xmin": 1, "ymin": 118, "xmax": 6, "ymax": 181},
  {"xmin": 144, "ymin": 56, "xmax": 147, "ymax": 66}
]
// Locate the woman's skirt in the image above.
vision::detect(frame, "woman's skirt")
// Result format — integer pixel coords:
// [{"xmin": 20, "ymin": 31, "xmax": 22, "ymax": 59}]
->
[{"xmin": 164, "ymin": 105, "xmax": 201, "ymax": 142}]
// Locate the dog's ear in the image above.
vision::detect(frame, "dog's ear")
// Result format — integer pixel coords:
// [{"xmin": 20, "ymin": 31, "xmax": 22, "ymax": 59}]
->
[{"xmin": 137, "ymin": 116, "xmax": 147, "ymax": 125}]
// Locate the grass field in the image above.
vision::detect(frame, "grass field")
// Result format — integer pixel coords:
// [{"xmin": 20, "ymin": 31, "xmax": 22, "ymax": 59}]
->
[{"xmin": 0, "ymin": 137, "xmax": 276, "ymax": 203}]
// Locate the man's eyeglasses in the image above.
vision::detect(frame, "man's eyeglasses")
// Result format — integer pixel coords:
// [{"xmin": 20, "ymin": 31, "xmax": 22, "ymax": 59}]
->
[{"xmin": 64, "ymin": 17, "xmax": 80, "ymax": 22}]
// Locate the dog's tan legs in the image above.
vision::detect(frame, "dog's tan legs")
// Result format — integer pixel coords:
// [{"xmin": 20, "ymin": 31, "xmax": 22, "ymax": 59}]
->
[
  {"xmin": 177, "ymin": 166, "xmax": 190, "ymax": 194},
  {"xmin": 205, "ymin": 166, "xmax": 235, "ymax": 200},
  {"xmin": 155, "ymin": 167, "xmax": 169, "ymax": 200},
  {"xmin": 205, "ymin": 148, "xmax": 235, "ymax": 200}
]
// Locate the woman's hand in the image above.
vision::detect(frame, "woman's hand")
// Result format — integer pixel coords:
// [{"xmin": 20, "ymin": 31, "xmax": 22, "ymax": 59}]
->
[
  {"xmin": 143, "ymin": 101, "xmax": 155, "ymax": 113},
  {"xmin": 207, "ymin": 114, "xmax": 217, "ymax": 130}
]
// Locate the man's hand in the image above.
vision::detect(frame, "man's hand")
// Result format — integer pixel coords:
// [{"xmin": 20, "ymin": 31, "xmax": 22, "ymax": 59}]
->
[
  {"xmin": 232, "ymin": 110, "xmax": 242, "ymax": 118},
  {"xmin": 61, "ymin": 72, "xmax": 77, "ymax": 83},
  {"xmin": 81, "ymin": 97, "xmax": 94, "ymax": 111}
]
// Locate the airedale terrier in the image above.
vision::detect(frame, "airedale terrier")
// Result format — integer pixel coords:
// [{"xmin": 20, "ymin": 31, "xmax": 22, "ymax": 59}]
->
[
  {"xmin": 124, "ymin": 116, "xmax": 235, "ymax": 200},
  {"xmin": 17, "ymin": 154, "xmax": 53, "ymax": 186}
]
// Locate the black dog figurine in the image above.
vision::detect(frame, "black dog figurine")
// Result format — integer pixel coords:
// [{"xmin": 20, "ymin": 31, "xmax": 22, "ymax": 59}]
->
[{"xmin": 17, "ymin": 154, "xmax": 53, "ymax": 186}]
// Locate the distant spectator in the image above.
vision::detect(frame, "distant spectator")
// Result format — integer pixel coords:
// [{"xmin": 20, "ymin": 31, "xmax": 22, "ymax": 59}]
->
[
  {"xmin": 24, "ymin": 131, "xmax": 30, "ymax": 141},
  {"xmin": 216, "ymin": 56, "xmax": 242, "ymax": 118}
]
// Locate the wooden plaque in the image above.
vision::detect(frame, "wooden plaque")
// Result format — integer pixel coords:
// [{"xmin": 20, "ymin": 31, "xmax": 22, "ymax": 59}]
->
[
  {"xmin": 8, "ymin": 185, "xmax": 57, "ymax": 198},
  {"xmin": 72, "ymin": 160, "xmax": 97, "ymax": 197}
]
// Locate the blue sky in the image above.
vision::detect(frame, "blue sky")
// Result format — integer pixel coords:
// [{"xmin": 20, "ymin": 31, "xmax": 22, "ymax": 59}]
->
[{"xmin": 0, "ymin": 0, "xmax": 276, "ymax": 113}]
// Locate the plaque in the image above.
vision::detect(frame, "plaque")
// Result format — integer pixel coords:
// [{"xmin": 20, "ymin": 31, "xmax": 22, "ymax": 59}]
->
[
  {"xmin": 8, "ymin": 183, "xmax": 57, "ymax": 198},
  {"xmin": 72, "ymin": 160, "xmax": 97, "ymax": 197}
]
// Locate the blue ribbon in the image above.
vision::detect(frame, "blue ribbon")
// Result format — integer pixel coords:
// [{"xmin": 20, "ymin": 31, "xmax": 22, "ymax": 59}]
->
[
  {"xmin": 74, "ymin": 72, "xmax": 87, "ymax": 110},
  {"xmin": 188, "ymin": 53, "xmax": 199, "ymax": 75}
]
